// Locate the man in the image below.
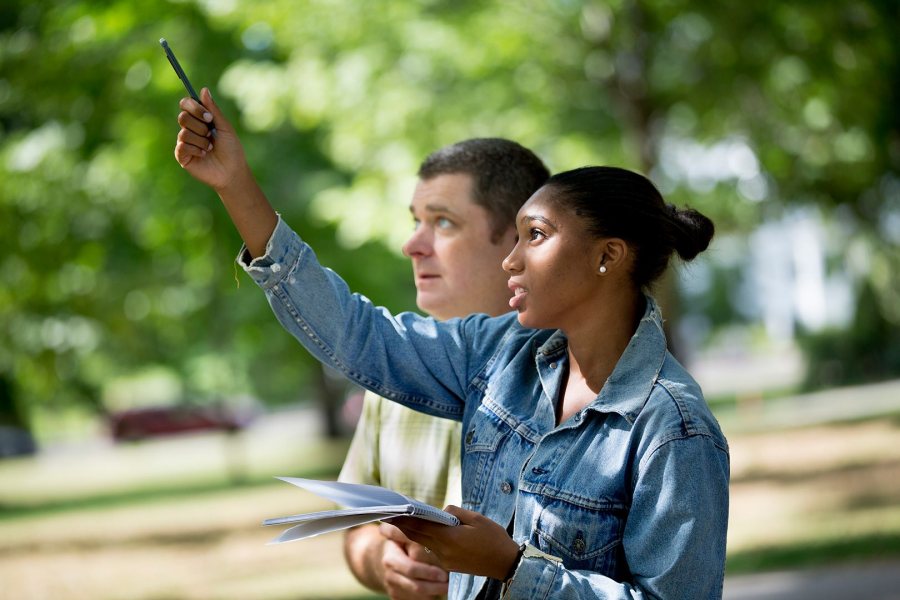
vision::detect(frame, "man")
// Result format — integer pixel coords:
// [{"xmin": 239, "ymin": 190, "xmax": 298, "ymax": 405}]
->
[{"xmin": 338, "ymin": 139, "xmax": 549, "ymax": 599}]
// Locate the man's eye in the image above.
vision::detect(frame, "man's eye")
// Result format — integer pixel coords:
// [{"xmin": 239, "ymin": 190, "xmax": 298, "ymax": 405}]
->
[
  {"xmin": 436, "ymin": 217, "xmax": 454, "ymax": 229},
  {"xmin": 412, "ymin": 218, "xmax": 421, "ymax": 230},
  {"xmin": 529, "ymin": 228, "xmax": 545, "ymax": 241}
]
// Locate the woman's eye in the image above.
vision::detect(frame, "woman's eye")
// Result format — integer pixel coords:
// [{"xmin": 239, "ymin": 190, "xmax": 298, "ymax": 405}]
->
[{"xmin": 529, "ymin": 228, "xmax": 545, "ymax": 241}]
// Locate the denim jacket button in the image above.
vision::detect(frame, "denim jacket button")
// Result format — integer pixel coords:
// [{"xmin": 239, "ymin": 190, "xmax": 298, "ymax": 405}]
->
[
  {"xmin": 550, "ymin": 362, "xmax": 557, "ymax": 369},
  {"xmin": 500, "ymin": 481, "xmax": 513, "ymax": 494},
  {"xmin": 465, "ymin": 430, "xmax": 475, "ymax": 445},
  {"xmin": 574, "ymin": 412, "xmax": 582, "ymax": 422}
]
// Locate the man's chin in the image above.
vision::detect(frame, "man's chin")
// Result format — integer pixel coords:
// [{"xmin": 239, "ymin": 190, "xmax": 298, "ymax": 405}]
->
[{"xmin": 416, "ymin": 294, "xmax": 454, "ymax": 320}]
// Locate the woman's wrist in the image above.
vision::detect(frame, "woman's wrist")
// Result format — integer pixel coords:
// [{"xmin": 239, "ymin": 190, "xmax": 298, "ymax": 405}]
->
[
  {"xmin": 489, "ymin": 537, "xmax": 523, "ymax": 581},
  {"xmin": 502, "ymin": 543, "xmax": 525, "ymax": 583}
]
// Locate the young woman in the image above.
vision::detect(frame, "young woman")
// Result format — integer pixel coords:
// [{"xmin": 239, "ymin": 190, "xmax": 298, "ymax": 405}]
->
[{"xmin": 175, "ymin": 90, "xmax": 729, "ymax": 599}]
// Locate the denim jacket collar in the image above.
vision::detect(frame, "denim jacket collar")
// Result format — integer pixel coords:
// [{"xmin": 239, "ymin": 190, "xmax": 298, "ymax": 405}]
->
[{"xmin": 535, "ymin": 295, "xmax": 666, "ymax": 425}]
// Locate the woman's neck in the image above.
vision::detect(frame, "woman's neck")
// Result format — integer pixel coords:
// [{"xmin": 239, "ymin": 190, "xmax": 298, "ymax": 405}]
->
[{"xmin": 563, "ymin": 289, "xmax": 644, "ymax": 399}]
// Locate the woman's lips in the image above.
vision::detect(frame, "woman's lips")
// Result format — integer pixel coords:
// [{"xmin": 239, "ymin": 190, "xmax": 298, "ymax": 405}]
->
[{"xmin": 509, "ymin": 285, "xmax": 527, "ymax": 310}]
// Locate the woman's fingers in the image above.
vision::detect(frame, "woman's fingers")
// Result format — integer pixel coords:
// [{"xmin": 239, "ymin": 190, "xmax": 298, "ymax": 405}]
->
[
  {"xmin": 177, "ymin": 126, "xmax": 213, "ymax": 152},
  {"xmin": 199, "ymin": 88, "xmax": 229, "ymax": 133},
  {"xmin": 174, "ymin": 140, "xmax": 206, "ymax": 167},
  {"xmin": 179, "ymin": 96, "xmax": 214, "ymax": 125},
  {"xmin": 443, "ymin": 505, "xmax": 480, "ymax": 522},
  {"xmin": 177, "ymin": 109, "xmax": 211, "ymax": 137},
  {"xmin": 385, "ymin": 518, "xmax": 439, "ymax": 538}
]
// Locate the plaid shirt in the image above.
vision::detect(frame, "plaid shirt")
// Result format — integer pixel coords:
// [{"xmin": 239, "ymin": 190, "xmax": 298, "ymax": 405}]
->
[{"xmin": 339, "ymin": 390, "xmax": 462, "ymax": 508}]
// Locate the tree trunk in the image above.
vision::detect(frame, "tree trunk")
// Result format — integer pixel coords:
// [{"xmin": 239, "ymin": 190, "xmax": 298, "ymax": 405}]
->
[{"xmin": 313, "ymin": 364, "xmax": 345, "ymax": 439}]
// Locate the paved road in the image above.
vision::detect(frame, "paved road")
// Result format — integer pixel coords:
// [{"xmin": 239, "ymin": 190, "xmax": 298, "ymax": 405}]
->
[
  {"xmin": 715, "ymin": 378, "xmax": 900, "ymax": 434},
  {"xmin": 724, "ymin": 559, "xmax": 900, "ymax": 599}
]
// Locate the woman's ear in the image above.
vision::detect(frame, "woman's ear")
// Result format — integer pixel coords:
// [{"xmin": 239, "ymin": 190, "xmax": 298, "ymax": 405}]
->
[{"xmin": 596, "ymin": 238, "xmax": 629, "ymax": 274}]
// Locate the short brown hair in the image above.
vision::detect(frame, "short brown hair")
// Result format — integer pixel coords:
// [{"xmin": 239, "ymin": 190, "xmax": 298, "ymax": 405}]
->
[{"xmin": 417, "ymin": 138, "xmax": 549, "ymax": 242}]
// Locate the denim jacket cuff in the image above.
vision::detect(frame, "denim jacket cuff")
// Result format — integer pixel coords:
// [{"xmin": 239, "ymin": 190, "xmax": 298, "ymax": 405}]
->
[
  {"xmin": 236, "ymin": 215, "xmax": 303, "ymax": 289},
  {"xmin": 501, "ymin": 544, "xmax": 561, "ymax": 598}
]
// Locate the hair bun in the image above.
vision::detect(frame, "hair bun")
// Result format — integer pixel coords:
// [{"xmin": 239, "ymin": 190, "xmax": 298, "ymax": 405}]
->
[{"xmin": 671, "ymin": 207, "xmax": 715, "ymax": 261}]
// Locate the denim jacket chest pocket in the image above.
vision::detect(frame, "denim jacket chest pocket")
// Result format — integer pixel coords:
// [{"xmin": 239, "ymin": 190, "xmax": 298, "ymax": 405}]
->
[
  {"xmin": 523, "ymin": 443, "xmax": 631, "ymax": 578},
  {"xmin": 532, "ymin": 494, "xmax": 629, "ymax": 577},
  {"xmin": 461, "ymin": 401, "xmax": 512, "ymax": 511}
]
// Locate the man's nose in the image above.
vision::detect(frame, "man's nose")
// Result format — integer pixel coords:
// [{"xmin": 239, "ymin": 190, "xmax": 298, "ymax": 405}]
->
[{"xmin": 402, "ymin": 225, "xmax": 433, "ymax": 258}]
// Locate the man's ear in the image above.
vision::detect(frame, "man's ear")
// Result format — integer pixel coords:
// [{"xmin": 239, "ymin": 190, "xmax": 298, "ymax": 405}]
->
[{"xmin": 595, "ymin": 238, "xmax": 629, "ymax": 273}]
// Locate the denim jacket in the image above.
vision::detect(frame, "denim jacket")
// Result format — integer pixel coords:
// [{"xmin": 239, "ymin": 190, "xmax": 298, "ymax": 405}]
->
[{"xmin": 241, "ymin": 218, "xmax": 730, "ymax": 600}]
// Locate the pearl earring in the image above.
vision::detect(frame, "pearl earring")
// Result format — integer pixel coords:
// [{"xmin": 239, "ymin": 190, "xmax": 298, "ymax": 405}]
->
[{"xmin": 599, "ymin": 265, "xmax": 607, "ymax": 274}]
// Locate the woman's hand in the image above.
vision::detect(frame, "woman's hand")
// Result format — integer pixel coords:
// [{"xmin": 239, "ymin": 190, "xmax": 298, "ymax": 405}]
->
[
  {"xmin": 384, "ymin": 505, "xmax": 521, "ymax": 580},
  {"xmin": 174, "ymin": 87, "xmax": 248, "ymax": 193},
  {"xmin": 172, "ymin": 87, "xmax": 277, "ymax": 258}
]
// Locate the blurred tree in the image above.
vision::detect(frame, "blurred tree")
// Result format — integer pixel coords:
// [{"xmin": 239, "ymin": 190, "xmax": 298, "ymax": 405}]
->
[
  {"xmin": 1, "ymin": 0, "xmax": 897, "ymax": 439},
  {"xmin": 212, "ymin": 0, "xmax": 899, "ymax": 378},
  {"xmin": 0, "ymin": 0, "xmax": 414, "ymax": 438},
  {"xmin": 799, "ymin": 281, "xmax": 900, "ymax": 389}
]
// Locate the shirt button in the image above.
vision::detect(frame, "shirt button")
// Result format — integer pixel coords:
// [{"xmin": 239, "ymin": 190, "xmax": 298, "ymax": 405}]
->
[
  {"xmin": 271, "ymin": 262, "xmax": 282, "ymax": 273},
  {"xmin": 549, "ymin": 362, "xmax": 557, "ymax": 369},
  {"xmin": 500, "ymin": 481, "xmax": 513, "ymax": 494}
]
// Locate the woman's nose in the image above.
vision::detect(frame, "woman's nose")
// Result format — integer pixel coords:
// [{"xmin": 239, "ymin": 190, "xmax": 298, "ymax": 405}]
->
[{"xmin": 502, "ymin": 246, "xmax": 521, "ymax": 273}]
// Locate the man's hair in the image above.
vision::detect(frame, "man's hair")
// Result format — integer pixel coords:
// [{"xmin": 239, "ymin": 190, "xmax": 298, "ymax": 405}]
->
[{"xmin": 417, "ymin": 138, "xmax": 549, "ymax": 242}]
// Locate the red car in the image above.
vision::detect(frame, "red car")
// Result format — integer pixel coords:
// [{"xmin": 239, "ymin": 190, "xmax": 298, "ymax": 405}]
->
[{"xmin": 108, "ymin": 403, "xmax": 255, "ymax": 442}]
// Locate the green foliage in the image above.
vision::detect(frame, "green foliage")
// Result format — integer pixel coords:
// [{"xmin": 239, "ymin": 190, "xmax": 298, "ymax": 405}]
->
[
  {"xmin": 1, "ymin": 0, "xmax": 898, "ymax": 433},
  {"xmin": 0, "ymin": 1, "xmax": 415, "ymax": 427},
  {"xmin": 800, "ymin": 282, "xmax": 900, "ymax": 389}
]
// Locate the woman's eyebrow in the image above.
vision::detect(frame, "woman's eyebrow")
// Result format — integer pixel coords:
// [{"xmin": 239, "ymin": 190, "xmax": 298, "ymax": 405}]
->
[{"xmin": 519, "ymin": 214, "xmax": 558, "ymax": 230}]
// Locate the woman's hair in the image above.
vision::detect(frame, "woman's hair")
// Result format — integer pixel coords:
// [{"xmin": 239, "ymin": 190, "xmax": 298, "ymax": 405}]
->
[{"xmin": 544, "ymin": 166, "xmax": 714, "ymax": 288}]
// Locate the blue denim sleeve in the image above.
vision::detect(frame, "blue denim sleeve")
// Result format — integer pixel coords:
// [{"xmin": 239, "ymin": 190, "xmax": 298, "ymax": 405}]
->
[
  {"xmin": 238, "ymin": 217, "xmax": 491, "ymax": 421},
  {"xmin": 504, "ymin": 434, "xmax": 729, "ymax": 599}
]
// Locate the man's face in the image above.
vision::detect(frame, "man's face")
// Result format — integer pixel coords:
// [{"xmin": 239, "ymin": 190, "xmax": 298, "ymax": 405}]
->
[{"xmin": 402, "ymin": 173, "xmax": 517, "ymax": 320}]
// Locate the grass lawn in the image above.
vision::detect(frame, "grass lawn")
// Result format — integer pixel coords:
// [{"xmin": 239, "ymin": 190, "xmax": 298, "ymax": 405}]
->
[
  {"xmin": 2, "ymin": 412, "xmax": 899, "ymax": 598},
  {"xmin": 725, "ymin": 416, "xmax": 900, "ymax": 574}
]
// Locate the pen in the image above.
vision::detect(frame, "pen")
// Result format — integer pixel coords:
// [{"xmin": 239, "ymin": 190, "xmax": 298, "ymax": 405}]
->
[{"xmin": 159, "ymin": 38, "xmax": 217, "ymax": 138}]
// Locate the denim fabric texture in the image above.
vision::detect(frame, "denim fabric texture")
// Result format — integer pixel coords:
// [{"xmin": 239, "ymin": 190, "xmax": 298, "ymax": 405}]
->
[{"xmin": 241, "ymin": 217, "xmax": 730, "ymax": 600}]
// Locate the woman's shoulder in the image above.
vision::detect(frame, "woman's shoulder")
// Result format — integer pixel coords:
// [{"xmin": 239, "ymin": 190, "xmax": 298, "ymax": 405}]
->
[{"xmin": 642, "ymin": 352, "xmax": 727, "ymax": 448}]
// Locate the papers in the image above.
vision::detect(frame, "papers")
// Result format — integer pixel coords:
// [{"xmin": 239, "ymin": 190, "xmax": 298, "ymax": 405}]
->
[{"xmin": 263, "ymin": 476, "xmax": 460, "ymax": 544}]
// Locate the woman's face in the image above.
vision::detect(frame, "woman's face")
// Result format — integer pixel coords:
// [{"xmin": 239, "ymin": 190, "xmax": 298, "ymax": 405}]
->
[{"xmin": 502, "ymin": 187, "xmax": 603, "ymax": 330}]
